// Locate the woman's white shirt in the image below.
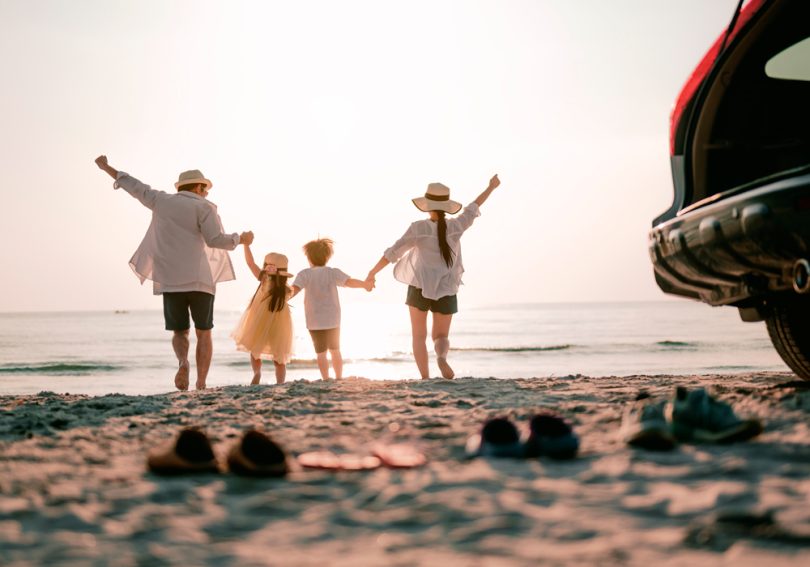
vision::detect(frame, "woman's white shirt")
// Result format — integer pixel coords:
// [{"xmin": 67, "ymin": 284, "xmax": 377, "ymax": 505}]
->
[{"xmin": 383, "ymin": 203, "xmax": 480, "ymax": 300}]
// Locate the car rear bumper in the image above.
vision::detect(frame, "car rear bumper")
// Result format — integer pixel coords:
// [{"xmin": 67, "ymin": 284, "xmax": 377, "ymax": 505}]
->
[{"xmin": 649, "ymin": 169, "xmax": 810, "ymax": 306}]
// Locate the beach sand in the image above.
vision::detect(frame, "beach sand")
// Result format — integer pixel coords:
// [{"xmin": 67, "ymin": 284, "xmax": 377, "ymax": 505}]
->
[{"xmin": 1, "ymin": 372, "xmax": 809, "ymax": 566}]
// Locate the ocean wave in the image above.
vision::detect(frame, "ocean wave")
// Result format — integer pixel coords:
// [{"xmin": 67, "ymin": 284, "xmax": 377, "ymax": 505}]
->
[
  {"xmin": 655, "ymin": 340, "xmax": 698, "ymax": 349},
  {"xmin": 226, "ymin": 356, "xmax": 408, "ymax": 368},
  {"xmin": 452, "ymin": 345, "xmax": 573, "ymax": 353},
  {"xmin": 0, "ymin": 363, "xmax": 122, "ymax": 375}
]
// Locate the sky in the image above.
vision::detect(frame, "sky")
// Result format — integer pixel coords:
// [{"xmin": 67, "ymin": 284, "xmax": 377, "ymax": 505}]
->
[{"xmin": 0, "ymin": 0, "xmax": 743, "ymax": 312}]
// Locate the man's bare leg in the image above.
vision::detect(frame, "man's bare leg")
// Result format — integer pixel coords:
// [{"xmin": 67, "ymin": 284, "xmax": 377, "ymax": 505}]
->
[
  {"xmin": 409, "ymin": 306, "xmax": 430, "ymax": 379},
  {"xmin": 250, "ymin": 354, "xmax": 262, "ymax": 385},
  {"xmin": 274, "ymin": 361, "xmax": 286, "ymax": 384},
  {"xmin": 316, "ymin": 352, "xmax": 330, "ymax": 380},
  {"xmin": 172, "ymin": 330, "xmax": 190, "ymax": 391},
  {"xmin": 432, "ymin": 313, "xmax": 454, "ymax": 379},
  {"xmin": 195, "ymin": 329, "xmax": 213, "ymax": 390}
]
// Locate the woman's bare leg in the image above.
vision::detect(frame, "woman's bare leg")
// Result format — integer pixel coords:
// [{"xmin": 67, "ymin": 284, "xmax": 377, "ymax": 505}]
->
[
  {"xmin": 409, "ymin": 306, "xmax": 430, "ymax": 379},
  {"xmin": 316, "ymin": 352, "xmax": 330, "ymax": 380},
  {"xmin": 329, "ymin": 349, "xmax": 343, "ymax": 380},
  {"xmin": 432, "ymin": 313, "xmax": 454, "ymax": 379},
  {"xmin": 250, "ymin": 354, "xmax": 262, "ymax": 385},
  {"xmin": 274, "ymin": 361, "xmax": 286, "ymax": 384}
]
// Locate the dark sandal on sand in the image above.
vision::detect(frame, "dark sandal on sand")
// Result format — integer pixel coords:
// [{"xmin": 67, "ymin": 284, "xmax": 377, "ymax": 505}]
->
[
  {"xmin": 147, "ymin": 427, "xmax": 220, "ymax": 475},
  {"xmin": 227, "ymin": 429, "xmax": 289, "ymax": 477},
  {"xmin": 466, "ymin": 417, "xmax": 525, "ymax": 458},
  {"xmin": 297, "ymin": 451, "xmax": 382, "ymax": 471},
  {"xmin": 524, "ymin": 412, "xmax": 579, "ymax": 459}
]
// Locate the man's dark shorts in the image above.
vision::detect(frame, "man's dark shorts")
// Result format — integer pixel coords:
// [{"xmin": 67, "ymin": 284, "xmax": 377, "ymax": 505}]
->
[
  {"xmin": 406, "ymin": 285, "xmax": 458, "ymax": 315},
  {"xmin": 309, "ymin": 327, "xmax": 340, "ymax": 353},
  {"xmin": 163, "ymin": 292, "xmax": 215, "ymax": 331}
]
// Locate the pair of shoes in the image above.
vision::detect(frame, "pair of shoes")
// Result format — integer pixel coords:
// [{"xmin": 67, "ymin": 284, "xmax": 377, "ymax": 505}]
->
[
  {"xmin": 296, "ymin": 443, "xmax": 427, "ymax": 471},
  {"xmin": 621, "ymin": 392, "xmax": 678, "ymax": 451},
  {"xmin": 670, "ymin": 386, "xmax": 763, "ymax": 444},
  {"xmin": 147, "ymin": 428, "xmax": 288, "ymax": 477},
  {"xmin": 466, "ymin": 413, "xmax": 579, "ymax": 460},
  {"xmin": 621, "ymin": 387, "xmax": 763, "ymax": 449}
]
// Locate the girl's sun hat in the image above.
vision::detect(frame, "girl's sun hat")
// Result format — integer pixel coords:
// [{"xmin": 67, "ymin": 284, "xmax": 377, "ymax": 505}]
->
[
  {"xmin": 263, "ymin": 253, "xmax": 293, "ymax": 277},
  {"xmin": 175, "ymin": 169, "xmax": 213, "ymax": 190},
  {"xmin": 412, "ymin": 182, "xmax": 463, "ymax": 215}
]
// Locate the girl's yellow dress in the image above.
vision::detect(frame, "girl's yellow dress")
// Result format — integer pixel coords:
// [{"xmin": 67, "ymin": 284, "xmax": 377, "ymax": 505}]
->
[{"xmin": 231, "ymin": 278, "xmax": 294, "ymax": 363}]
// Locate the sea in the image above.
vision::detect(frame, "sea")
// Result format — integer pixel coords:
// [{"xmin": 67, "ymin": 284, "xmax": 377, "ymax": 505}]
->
[{"xmin": 0, "ymin": 301, "xmax": 790, "ymax": 396}]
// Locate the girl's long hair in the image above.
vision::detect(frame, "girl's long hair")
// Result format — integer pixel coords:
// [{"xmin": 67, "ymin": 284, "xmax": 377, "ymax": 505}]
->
[
  {"xmin": 436, "ymin": 211, "xmax": 454, "ymax": 268},
  {"xmin": 265, "ymin": 274, "xmax": 289, "ymax": 312},
  {"xmin": 249, "ymin": 272, "xmax": 289, "ymax": 312}
]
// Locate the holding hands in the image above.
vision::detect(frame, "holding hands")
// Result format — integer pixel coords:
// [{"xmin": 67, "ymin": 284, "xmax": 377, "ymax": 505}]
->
[{"xmin": 240, "ymin": 231, "xmax": 254, "ymax": 245}]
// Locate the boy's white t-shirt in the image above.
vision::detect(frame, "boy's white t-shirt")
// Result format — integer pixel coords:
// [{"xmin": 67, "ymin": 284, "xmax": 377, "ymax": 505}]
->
[{"xmin": 292, "ymin": 266, "xmax": 350, "ymax": 330}]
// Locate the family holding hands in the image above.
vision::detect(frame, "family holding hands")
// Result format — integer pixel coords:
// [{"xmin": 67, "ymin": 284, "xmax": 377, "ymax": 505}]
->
[{"xmin": 95, "ymin": 155, "xmax": 502, "ymax": 390}]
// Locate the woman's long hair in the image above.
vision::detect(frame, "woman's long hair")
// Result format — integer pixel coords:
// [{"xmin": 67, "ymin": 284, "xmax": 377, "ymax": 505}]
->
[{"xmin": 436, "ymin": 211, "xmax": 454, "ymax": 268}]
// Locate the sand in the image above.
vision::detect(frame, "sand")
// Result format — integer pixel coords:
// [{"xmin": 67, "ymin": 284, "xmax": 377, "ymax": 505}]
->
[{"xmin": 1, "ymin": 372, "xmax": 809, "ymax": 566}]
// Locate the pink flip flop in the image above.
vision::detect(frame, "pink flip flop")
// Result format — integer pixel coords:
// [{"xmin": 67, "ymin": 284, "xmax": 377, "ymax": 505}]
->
[
  {"xmin": 372, "ymin": 443, "xmax": 427, "ymax": 469},
  {"xmin": 297, "ymin": 451, "xmax": 381, "ymax": 471}
]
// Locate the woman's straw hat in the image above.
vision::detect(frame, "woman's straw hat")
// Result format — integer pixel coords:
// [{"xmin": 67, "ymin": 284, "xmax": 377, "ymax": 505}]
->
[
  {"xmin": 263, "ymin": 253, "xmax": 293, "ymax": 277},
  {"xmin": 412, "ymin": 182, "xmax": 462, "ymax": 214},
  {"xmin": 174, "ymin": 169, "xmax": 213, "ymax": 190}
]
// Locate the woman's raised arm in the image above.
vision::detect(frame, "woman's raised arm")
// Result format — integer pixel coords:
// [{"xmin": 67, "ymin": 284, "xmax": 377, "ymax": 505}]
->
[{"xmin": 473, "ymin": 174, "xmax": 501, "ymax": 208}]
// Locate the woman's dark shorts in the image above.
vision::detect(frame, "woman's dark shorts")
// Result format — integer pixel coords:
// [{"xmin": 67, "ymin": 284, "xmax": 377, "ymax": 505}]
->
[
  {"xmin": 163, "ymin": 292, "xmax": 215, "ymax": 331},
  {"xmin": 406, "ymin": 286, "xmax": 458, "ymax": 315},
  {"xmin": 309, "ymin": 327, "xmax": 340, "ymax": 353}
]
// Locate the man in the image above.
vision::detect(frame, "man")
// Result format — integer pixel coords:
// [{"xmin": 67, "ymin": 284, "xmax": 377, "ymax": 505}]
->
[{"xmin": 95, "ymin": 155, "xmax": 253, "ymax": 391}]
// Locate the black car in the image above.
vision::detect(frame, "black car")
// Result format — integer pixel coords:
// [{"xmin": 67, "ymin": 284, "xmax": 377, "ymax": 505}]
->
[{"xmin": 649, "ymin": 0, "xmax": 810, "ymax": 379}]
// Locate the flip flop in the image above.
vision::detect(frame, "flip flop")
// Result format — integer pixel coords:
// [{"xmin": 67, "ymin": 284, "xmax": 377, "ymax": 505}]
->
[
  {"xmin": 466, "ymin": 417, "xmax": 525, "ymax": 458},
  {"xmin": 524, "ymin": 412, "xmax": 579, "ymax": 459},
  {"xmin": 147, "ymin": 427, "xmax": 220, "ymax": 475},
  {"xmin": 371, "ymin": 443, "xmax": 427, "ymax": 469},
  {"xmin": 297, "ymin": 451, "xmax": 382, "ymax": 471},
  {"xmin": 227, "ymin": 429, "xmax": 289, "ymax": 477}
]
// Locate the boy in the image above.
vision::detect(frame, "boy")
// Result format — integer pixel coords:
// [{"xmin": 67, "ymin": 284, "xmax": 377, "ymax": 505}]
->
[{"xmin": 291, "ymin": 238, "xmax": 372, "ymax": 379}]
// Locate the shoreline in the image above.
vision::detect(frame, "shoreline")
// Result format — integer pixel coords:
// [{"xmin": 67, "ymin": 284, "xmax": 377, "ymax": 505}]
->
[{"xmin": 1, "ymin": 373, "xmax": 809, "ymax": 565}]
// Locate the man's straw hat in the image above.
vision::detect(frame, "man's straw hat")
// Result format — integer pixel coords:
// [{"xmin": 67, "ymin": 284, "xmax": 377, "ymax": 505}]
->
[{"xmin": 175, "ymin": 169, "xmax": 213, "ymax": 190}]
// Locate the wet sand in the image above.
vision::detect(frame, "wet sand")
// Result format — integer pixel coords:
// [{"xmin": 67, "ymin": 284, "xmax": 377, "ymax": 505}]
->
[{"xmin": 1, "ymin": 373, "xmax": 809, "ymax": 566}]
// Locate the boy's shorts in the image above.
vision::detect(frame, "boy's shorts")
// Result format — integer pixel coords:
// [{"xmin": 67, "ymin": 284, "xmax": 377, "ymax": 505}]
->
[
  {"xmin": 163, "ymin": 292, "xmax": 215, "ymax": 331},
  {"xmin": 309, "ymin": 327, "xmax": 340, "ymax": 353},
  {"xmin": 406, "ymin": 286, "xmax": 458, "ymax": 315}
]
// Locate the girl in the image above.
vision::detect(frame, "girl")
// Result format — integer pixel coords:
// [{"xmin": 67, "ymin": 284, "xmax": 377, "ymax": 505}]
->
[
  {"xmin": 232, "ymin": 243, "xmax": 294, "ymax": 384},
  {"xmin": 366, "ymin": 174, "xmax": 501, "ymax": 379}
]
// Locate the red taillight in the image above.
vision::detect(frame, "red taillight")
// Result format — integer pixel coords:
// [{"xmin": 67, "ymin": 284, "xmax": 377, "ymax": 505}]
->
[{"xmin": 669, "ymin": 0, "xmax": 769, "ymax": 155}]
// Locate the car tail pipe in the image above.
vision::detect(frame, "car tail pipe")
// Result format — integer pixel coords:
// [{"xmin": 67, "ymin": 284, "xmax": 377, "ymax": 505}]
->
[{"xmin": 793, "ymin": 259, "xmax": 810, "ymax": 293}]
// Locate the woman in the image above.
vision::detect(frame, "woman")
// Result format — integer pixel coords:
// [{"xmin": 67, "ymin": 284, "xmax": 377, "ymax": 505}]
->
[{"xmin": 366, "ymin": 174, "xmax": 501, "ymax": 379}]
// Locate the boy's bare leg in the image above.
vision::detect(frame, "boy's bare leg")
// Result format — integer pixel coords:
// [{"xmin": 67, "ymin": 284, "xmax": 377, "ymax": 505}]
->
[
  {"xmin": 409, "ymin": 306, "xmax": 430, "ymax": 379},
  {"xmin": 432, "ymin": 313, "xmax": 454, "ymax": 379},
  {"xmin": 274, "ymin": 361, "xmax": 286, "ymax": 384},
  {"xmin": 316, "ymin": 352, "xmax": 330, "ymax": 380},
  {"xmin": 195, "ymin": 329, "xmax": 213, "ymax": 390},
  {"xmin": 250, "ymin": 354, "xmax": 262, "ymax": 385},
  {"xmin": 329, "ymin": 349, "xmax": 343, "ymax": 380},
  {"xmin": 172, "ymin": 330, "xmax": 190, "ymax": 391}
]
